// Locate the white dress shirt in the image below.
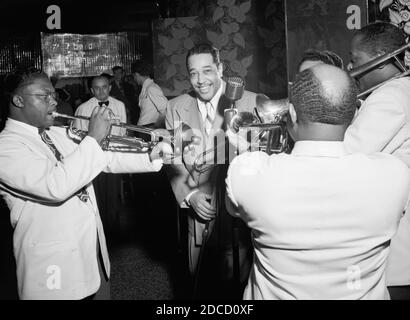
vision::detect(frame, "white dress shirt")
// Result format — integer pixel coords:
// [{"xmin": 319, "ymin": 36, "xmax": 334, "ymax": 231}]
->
[
  {"xmin": 74, "ymin": 96, "xmax": 127, "ymax": 136},
  {"xmin": 137, "ymin": 78, "xmax": 168, "ymax": 126},
  {"xmin": 226, "ymin": 141, "xmax": 410, "ymax": 299},
  {"xmin": 196, "ymin": 82, "xmax": 223, "ymax": 123},
  {"xmin": 0, "ymin": 118, "xmax": 162, "ymax": 299}
]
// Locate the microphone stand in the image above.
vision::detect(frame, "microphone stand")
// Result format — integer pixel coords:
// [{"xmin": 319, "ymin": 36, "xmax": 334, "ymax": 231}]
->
[
  {"xmin": 192, "ymin": 220, "xmax": 213, "ymax": 299},
  {"xmin": 193, "ymin": 78, "xmax": 245, "ymax": 298},
  {"xmin": 223, "ymin": 79, "xmax": 245, "ymax": 297}
]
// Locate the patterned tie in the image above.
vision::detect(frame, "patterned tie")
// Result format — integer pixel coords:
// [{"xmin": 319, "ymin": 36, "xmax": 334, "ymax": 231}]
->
[
  {"xmin": 205, "ymin": 101, "xmax": 214, "ymax": 136},
  {"xmin": 98, "ymin": 101, "xmax": 109, "ymax": 107},
  {"xmin": 38, "ymin": 128, "xmax": 89, "ymax": 202},
  {"xmin": 38, "ymin": 128, "xmax": 62, "ymax": 161}
]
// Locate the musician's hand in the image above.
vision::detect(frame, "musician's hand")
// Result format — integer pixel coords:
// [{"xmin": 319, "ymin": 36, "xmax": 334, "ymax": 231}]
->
[
  {"xmin": 108, "ymin": 110, "xmax": 121, "ymax": 125},
  {"xmin": 149, "ymin": 142, "xmax": 173, "ymax": 162},
  {"xmin": 87, "ymin": 106, "xmax": 114, "ymax": 144},
  {"xmin": 189, "ymin": 191, "xmax": 216, "ymax": 221}
]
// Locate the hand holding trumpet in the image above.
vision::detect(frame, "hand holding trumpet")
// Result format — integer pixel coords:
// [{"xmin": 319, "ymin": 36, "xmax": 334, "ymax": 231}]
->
[
  {"xmin": 52, "ymin": 111, "xmax": 201, "ymax": 156},
  {"xmin": 87, "ymin": 106, "xmax": 117, "ymax": 144}
]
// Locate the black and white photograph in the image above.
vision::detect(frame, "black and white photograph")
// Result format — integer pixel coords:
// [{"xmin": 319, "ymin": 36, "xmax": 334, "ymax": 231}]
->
[{"xmin": 0, "ymin": 0, "xmax": 410, "ymax": 308}]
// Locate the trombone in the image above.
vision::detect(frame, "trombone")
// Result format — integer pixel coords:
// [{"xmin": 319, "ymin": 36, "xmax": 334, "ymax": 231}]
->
[
  {"xmin": 52, "ymin": 112, "xmax": 200, "ymax": 155},
  {"xmin": 192, "ymin": 42, "xmax": 410, "ymax": 173},
  {"xmin": 192, "ymin": 94, "xmax": 290, "ymax": 173},
  {"xmin": 350, "ymin": 42, "xmax": 410, "ymax": 99}
]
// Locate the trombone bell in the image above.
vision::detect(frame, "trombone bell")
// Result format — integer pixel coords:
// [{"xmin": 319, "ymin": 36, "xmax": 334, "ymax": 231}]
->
[{"xmin": 192, "ymin": 95, "xmax": 290, "ymax": 173}]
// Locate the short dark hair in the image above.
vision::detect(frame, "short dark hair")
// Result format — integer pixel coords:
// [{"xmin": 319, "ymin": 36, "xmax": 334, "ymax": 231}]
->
[
  {"xmin": 112, "ymin": 66, "xmax": 124, "ymax": 73},
  {"xmin": 186, "ymin": 43, "xmax": 221, "ymax": 68},
  {"xmin": 3, "ymin": 67, "xmax": 48, "ymax": 102},
  {"xmin": 100, "ymin": 73, "xmax": 113, "ymax": 81},
  {"xmin": 355, "ymin": 22, "xmax": 406, "ymax": 57},
  {"xmin": 290, "ymin": 68, "xmax": 358, "ymax": 125},
  {"xmin": 91, "ymin": 75, "xmax": 110, "ymax": 87},
  {"xmin": 298, "ymin": 49, "xmax": 344, "ymax": 70},
  {"xmin": 131, "ymin": 61, "xmax": 153, "ymax": 77}
]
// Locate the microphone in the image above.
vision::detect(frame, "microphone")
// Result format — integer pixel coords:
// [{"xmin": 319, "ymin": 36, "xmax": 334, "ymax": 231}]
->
[
  {"xmin": 225, "ymin": 77, "xmax": 245, "ymax": 102},
  {"xmin": 224, "ymin": 77, "xmax": 245, "ymax": 129}
]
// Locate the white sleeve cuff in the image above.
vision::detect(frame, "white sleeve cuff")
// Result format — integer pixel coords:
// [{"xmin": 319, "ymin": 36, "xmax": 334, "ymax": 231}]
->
[{"xmin": 150, "ymin": 158, "xmax": 163, "ymax": 171}]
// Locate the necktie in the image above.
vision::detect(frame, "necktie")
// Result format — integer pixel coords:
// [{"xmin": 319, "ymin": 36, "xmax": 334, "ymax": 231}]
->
[
  {"xmin": 205, "ymin": 101, "xmax": 214, "ymax": 136},
  {"xmin": 39, "ymin": 128, "xmax": 62, "ymax": 161},
  {"xmin": 98, "ymin": 101, "xmax": 109, "ymax": 107},
  {"xmin": 38, "ymin": 129, "xmax": 89, "ymax": 202}
]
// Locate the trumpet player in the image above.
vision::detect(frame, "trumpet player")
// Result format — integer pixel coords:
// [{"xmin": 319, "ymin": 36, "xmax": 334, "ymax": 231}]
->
[
  {"xmin": 344, "ymin": 22, "xmax": 410, "ymax": 299},
  {"xmin": 0, "ymin": 68, "xmax": 171, "ymax": 300}
]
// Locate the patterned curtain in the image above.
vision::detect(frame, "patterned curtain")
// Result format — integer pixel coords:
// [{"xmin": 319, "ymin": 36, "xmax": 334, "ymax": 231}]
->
[{"xmin": 153, "ymin": 0, "xmax": 288, "ymax": 99}]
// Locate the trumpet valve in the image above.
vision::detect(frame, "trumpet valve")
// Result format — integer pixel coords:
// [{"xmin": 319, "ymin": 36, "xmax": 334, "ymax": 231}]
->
[{"xmin": 230, "ymin": 112, "xmax": 258, "ymax": 133}]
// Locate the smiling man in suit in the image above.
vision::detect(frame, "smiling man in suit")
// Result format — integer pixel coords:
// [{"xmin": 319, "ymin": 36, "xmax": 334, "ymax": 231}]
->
[{"xmin": 165, "ymin": 43, "xmax": 258, "ymax": 298}]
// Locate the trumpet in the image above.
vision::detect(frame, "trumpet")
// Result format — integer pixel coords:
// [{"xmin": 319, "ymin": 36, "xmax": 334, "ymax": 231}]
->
[
  {"xmin": 52, "ymin": 112, "xmax": 201, "ymax": 155},
  {"xmin": 192, "ymin": 94, "xmax": 289, "ymax": 173}
]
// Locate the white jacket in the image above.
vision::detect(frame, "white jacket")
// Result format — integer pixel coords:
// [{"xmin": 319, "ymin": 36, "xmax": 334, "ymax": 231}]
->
[{"xmin": 0, "ymin": 119, "xmax": 162, "ymax": 299}]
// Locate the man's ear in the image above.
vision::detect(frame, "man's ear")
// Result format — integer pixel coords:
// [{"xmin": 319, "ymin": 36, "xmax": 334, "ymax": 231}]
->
[
  {"xmin": 108, "ymin": 84, "xmax": 112, "ymax": 93},
  {"xmin": 12, "ymin": 95, "xmax": 24, "ymax": 108},
  {"xmin": 286, "ymin": 103, "xmax": 298, "ymax": 142},
  {"xmin": 288, "ymin": 103, "xmax": 297, "ymax": 124}
]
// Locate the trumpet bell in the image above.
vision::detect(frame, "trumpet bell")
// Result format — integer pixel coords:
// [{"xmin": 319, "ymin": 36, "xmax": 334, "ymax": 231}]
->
[
  {"xmin": 229, "ymin": 111, "xmax": 259, "ymax": 133},
  {"xmin": 192, "ymin": 96, "xmax": 290, "ymax": 173},
  {"xmin": 255, "ymin": 94, "xmax": 289, "ymax": 123}
]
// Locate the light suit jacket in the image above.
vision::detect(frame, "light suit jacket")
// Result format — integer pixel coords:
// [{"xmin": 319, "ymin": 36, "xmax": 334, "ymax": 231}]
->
[
  {"xmin": 165, "ymin": 83, "xmax": 257, "ymax": 245},
  {"xmin": 344, "ymin": 77, "xmax": 410, "ymax": 286},
  {"xmin": 0, "ymin": 119, "xmax": 162, "ymax": 299}
]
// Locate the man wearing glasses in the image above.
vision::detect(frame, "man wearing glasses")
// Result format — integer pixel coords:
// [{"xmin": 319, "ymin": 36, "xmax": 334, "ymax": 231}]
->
[{"xmin": 0, "ymin": 68, "xmax": 170, "ymax": 299}]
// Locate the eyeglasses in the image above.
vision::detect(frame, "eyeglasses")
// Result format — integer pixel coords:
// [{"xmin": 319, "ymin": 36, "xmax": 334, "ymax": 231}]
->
[{"xmin": 22, "ymin": 92, "xmax": 57, "ymax": 102}]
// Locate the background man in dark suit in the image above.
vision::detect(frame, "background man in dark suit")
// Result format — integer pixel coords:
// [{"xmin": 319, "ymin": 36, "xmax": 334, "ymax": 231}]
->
[{"xmin": 110, "ymin": 66, "xmax": 138, "ymax": 124}]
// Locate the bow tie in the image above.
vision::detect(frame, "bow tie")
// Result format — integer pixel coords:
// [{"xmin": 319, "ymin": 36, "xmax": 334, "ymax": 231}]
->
[{"xmin": 98, "ymin": 101, "xmax": 109, "ymax": 107}]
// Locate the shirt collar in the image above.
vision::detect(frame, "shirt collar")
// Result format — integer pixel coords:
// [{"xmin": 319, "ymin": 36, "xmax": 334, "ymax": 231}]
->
[
  {"xmin": 142, "ymin": 78, "xmax": 153, "ymax": 91},
  {"xmin": 92, "ymin": 96, "xmax": 112, "ymax": 103},
  {"xmin": 291, "ymin": 141, "xmax": 348, "ymax": 157},
  {"xmin": 6, "ymin": 118, "xmax": 43, "ymax": 135}
]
